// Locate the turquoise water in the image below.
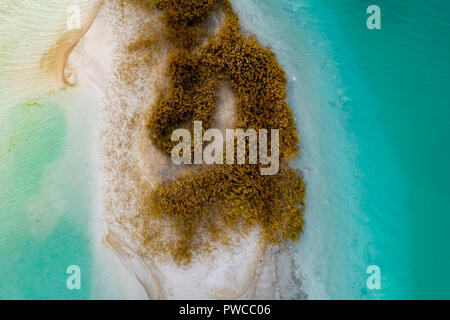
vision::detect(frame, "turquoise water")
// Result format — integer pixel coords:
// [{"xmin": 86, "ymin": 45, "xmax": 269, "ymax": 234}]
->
[
  {"xmin": 1, "ymin": 0, "xmax": 449, "ymax": 299},
  {"xmin": 0, "ymin": 95, "xmax": 94, "ymax": 299},
  {"xmin": 232, "ymin": 0, "xmax": 450, "ymax": 299},
  {"xmin": 0, "ymin": 1, "xmax": 97, "ymax": 299},
  {"xmin": 310, "ymin": 0, "xmax": 450, "ymax": 299}
]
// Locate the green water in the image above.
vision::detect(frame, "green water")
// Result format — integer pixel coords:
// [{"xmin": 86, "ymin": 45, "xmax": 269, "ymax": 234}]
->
[
  {"xmin": 291, "ymin": 0, "xmax": 450, "ymax": 298},
  {"xmin": 321, "ymin": 0, "xmax": 450, "ymax": 299},
  {"xmin": 0, "ymin": 0, "xmax": 96, "ymax": 299},
  {"xmin": 0, "ymin": 97, "xmax": 93, "ymax": 299}
]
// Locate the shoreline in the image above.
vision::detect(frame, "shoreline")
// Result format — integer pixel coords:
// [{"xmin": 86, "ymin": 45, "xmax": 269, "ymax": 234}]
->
[
  {"xmin": 67, "ymin": 1, "xmax": 149, "ymax": 299},
  {"xmin": 40, "ymin": 1, "xmax": 102, "ymax": 87}
]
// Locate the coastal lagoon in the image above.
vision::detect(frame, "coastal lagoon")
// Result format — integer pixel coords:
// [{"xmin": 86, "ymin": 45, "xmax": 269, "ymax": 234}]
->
[{"xmin": 1, "ymin": 0, "xmax": 449, "ymax": 299}]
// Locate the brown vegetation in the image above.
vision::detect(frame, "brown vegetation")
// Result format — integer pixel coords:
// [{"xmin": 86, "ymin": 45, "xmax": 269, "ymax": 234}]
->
[{"xmin": 131, "ymin": 0, "xmax": 305, "ymax": 264}]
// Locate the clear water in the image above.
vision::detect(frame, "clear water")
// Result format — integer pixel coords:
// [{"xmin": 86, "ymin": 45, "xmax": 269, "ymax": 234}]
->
[
  {"xmin": 231, "ymin": 0, "xmax": 450, "ymax": 299},
  {"xmin": 0, "ymin": 1, "xmax": 97, "ymax": 299}
]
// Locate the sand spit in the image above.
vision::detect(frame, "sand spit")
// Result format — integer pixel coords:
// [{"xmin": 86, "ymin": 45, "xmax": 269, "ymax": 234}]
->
[{"xmin": 69, "ymin": 0, "xmax": 304, "ymax": 299}]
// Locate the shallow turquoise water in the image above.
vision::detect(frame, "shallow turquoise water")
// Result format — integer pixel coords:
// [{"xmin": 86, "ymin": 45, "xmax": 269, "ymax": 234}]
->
[
  {"xmin": 313, "ymin": 0, "xmax": 450, "ymax": 299},
  {"xmin": 0, "ymin": 96, "xmax": 93, "ymax": 299},
  {"xmin": 233, "ymin": 0, "xmax": 450, "ymax": 299}
]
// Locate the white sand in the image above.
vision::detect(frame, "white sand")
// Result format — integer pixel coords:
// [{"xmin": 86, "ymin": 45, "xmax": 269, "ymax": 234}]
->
[
  {"xmin": 66, "ymin": 2, "xmax": 148, "ymax": 299},
  {"xmin": 68, "ymin": 0, "xmax": 303, "ymax": 300}
]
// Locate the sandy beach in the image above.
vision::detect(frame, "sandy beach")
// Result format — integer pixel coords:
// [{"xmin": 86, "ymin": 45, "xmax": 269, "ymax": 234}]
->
[{"xmin": 66, "ymin": 0, "xmax": 304, "ymax": 299}]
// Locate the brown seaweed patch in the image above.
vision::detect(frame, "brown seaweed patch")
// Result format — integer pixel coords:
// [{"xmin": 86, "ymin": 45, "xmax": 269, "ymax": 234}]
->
[
  {"xmin": 145, "ymin": 164, "xmax": 305, "ymax": 264},
  {"xmin": 120, "ymin": 0, "xmax": 305, "ymax": 264}
]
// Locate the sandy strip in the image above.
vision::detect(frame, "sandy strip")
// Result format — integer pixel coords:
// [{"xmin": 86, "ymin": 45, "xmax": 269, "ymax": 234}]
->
[{"xmin": 68, "ymin": 0, "xmax": 304, "ymax": 300}]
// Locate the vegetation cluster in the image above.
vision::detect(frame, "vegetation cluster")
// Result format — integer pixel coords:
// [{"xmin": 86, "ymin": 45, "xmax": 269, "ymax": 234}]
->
[{"xmin": 132, "ymin": 0, "xmax": 306, "ymax": 264}]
